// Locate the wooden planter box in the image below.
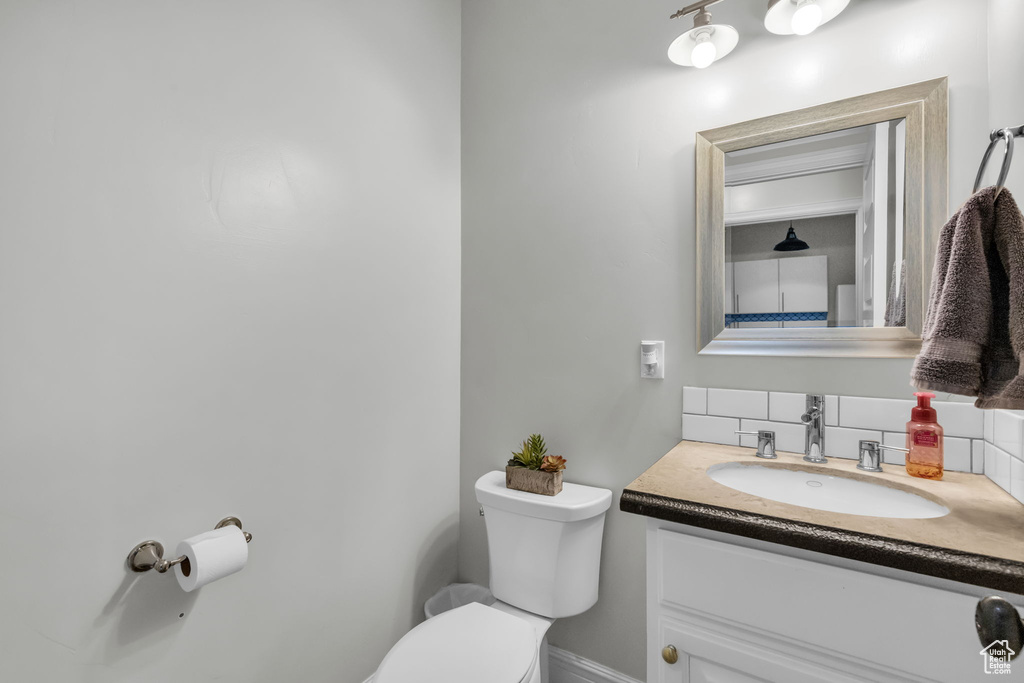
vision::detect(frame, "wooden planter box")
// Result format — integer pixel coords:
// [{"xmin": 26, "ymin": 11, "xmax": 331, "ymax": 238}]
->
[{"xmin": 505, "ymin": 466, "xmax": 563, "ymax": 496}]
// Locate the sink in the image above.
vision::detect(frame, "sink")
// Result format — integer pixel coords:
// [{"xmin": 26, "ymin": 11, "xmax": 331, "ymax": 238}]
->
[{"xmin": 706, "ymin": 462, "xmax": 949, "ymax": 519}]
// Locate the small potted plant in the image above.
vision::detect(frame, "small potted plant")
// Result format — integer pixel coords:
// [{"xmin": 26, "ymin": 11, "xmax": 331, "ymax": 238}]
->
[{"xmin": 505, "ymin": 433, "xmax": 567, "ymax": 496}]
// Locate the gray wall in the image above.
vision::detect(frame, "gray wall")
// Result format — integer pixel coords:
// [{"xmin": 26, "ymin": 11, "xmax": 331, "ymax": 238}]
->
[
  {"xmin": 727, "ymin": 215, "xmax": 857, "ymax": 324},
  {"xmin": 0, "ymin": 1, "xmax": 461, "ymax": 681},
  {"xmin": 988, "ymin": 0, "xmax": 1024, "ymax": 193},
  {"xmin": 461, "ymin": 0, "xmax": 991, "ymax": 678}
]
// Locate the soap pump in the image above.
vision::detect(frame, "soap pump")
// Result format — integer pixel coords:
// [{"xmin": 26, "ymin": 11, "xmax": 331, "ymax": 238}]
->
[{"xmin": 905, "ymin": 391, "xmax": 943, "ymax": 480}]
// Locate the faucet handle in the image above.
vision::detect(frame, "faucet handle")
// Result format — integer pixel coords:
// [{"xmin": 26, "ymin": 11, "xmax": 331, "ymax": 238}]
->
[
  {"xmin": 857, "ymin": 440, "xmax": 909, "ymax": 472},
  {"xmin": 736, "ymin": 430, "xmax": 777, "ymax": 459}
]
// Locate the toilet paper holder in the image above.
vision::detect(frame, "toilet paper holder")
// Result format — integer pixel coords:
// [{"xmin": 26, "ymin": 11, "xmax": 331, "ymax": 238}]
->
[{"xmin": 126, "ymin": 516, "xmax": 253, "ymax": 574}]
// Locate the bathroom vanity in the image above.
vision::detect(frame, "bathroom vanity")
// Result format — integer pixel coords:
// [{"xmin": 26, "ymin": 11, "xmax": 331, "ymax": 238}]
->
[{"xmin": 621, "ymin": 441, "xmax": 1024, "ymax": 683}]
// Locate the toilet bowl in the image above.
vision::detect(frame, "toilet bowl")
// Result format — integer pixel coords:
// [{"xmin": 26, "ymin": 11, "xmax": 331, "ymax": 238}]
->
[
  {"xmin": 371, "ymin": 471, "xmax": 612, "ymax": 683},
  {"xmin": 373, "ymin": 601, "xmax": 549, "ymax": 683}
]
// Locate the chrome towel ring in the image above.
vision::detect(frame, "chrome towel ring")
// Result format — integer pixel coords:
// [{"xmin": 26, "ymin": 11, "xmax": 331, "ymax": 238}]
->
[{"xmin": 974, "ymin": 125, "xmax": 1023, "ymax": 199}]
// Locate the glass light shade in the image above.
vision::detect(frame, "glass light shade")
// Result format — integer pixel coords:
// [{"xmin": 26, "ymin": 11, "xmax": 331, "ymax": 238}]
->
[
  {"xmin": 667, "ymin": 24, "xmax": 739, "ymax": 67},
  {"xmin": 791, "ymin": 1, "xmax": 823, "ymax": 35},
  {"xmin": 691, "ymin": 35, "xmax": 717, "ymax": 68},
  {"xmin": 764, "ymin": 0, "xmax": 849, "ymax": 36}
]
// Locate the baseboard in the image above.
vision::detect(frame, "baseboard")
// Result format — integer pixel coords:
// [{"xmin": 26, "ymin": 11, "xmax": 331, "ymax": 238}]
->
[{"xmin": 547, "ymin": 646, "xmax": 643, "ymax": 683}]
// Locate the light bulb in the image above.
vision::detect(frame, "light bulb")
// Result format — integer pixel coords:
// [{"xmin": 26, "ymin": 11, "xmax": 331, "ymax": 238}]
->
[
  {"xmin": 791, "ymin": 0, "xmax": 823, "ymax": 35},
  {"xmin": 690, "ymin": 33, "xmax": 717, "ymax": 69}
]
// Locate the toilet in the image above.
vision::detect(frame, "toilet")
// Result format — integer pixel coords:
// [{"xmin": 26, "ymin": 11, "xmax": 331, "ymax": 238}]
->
[{"xmin": 372, "ymin": 470, "xmax": 613, "ymax": 683}]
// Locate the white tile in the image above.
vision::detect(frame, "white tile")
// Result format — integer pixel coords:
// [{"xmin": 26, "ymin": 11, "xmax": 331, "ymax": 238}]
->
[
  {"xmin": 839, "ymin": 396, "xmax": 914, "ymax": 433},
  {"xmin": 825, "ymin": 395, "xmax": 839, "ymax": 426},
  {"xmin": 707, "ymin": 389, "xmax": 768, "ymax": 420},
  {"xmin": 768, "ymin": 392, "xmax": 806, "ymax": 424},
  {"xmin": 985, "ymin": 442, "xmax": 1012, "ymax": 493},
  {"xmin": 993, "ymin": 410, "xmax": 1024, "ymax": 459},
  {"xmin": 683, "ymin": 386, "xmax": 707, "ymax": 415},
  {"xmin": 1012, "ymin": 457, "xmax": 1024, "ymax": 505},
  {"xmin": 984, "ymin": 410, "xmax": 995, "ymax": 443},
  {"xmin": 931, "ymin": 401, "xmax": 984, "ymax": 439},
  {"xmin": 739, "ymin": 419, "xmax": 805, "ymax": 454},
  {"xmin": 972, "ymin": 440, "xmax": 985, "ymax": 474},
  {"xmin": 942, "ymin": 436, "xmax": 973, "ymax": 473},
  {"xmin": 882, "ymin": 432, "xmax": 908, "ymax": 466},
  {"xmin": 683, "ymin": 414, "xmax": 740, "ymax": 446},
  {"xmin": 824, "ymin": 426, "xmax": 882, "ymax": 460}
]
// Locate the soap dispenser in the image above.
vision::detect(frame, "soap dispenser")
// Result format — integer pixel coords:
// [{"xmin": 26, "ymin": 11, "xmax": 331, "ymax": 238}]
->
[{"xmin": 905, "ymin": 391, "xmax": 943, "ymax": 480}]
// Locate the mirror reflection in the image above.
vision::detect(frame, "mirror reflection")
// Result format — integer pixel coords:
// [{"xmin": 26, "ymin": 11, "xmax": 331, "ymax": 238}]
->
[{"xmin": 723, "ymin": 121, "xmax": 906, "ymax": 329}]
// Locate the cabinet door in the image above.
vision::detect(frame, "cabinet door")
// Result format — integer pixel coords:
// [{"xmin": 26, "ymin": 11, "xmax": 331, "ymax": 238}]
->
[
  {"xmin": 655, "ymin": 619, "xmax": 853, "ymax": 683},
  {"xmin": 778, "ymin": 255, "xmax": 827, "ymax": 314},
  {"xmin": 733, "ymin": 259, "xmax": 779, "ymax": 314}
]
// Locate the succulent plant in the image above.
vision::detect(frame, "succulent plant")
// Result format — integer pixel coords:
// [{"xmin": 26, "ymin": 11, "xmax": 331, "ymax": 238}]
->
[
  {"xmin": 508, "ymin": 433, "xmax": 566, "ymax": 472},
  {"xmin": 540, "ymin": 455, "xmax": 567, "ymax": 472}
]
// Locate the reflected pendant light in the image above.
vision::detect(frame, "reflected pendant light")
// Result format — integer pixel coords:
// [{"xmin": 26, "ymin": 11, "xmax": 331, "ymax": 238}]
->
[
  {"xmin": 667, "ymin": 7, "xmax": 739, "ymax": 68},
  {"xmin": 774, "ymin": 223, "xmax": 810, "ymax": 251},
  {"xmin": 764, "ymin": 0, "xmax": 850, "ymax": 36}
]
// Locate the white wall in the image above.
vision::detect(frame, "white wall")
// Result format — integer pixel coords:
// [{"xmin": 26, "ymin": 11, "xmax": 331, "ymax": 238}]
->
[
  {"xmin": 461, "ymin": 0, "xmax": 990, "ymax": 678},
  {"xmin": 0, "ymin": 1, "xmax": 460, "ymax": 681},
  {"xmin": 988, "ymin": 0, "xmax": 1024, "ymax": 193}
]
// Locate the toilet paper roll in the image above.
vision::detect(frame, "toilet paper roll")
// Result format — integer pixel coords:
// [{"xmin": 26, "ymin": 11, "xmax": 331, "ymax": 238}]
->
[{"xmin": 173, "ymin": 525, "xmax": 248, "ymax": 592}]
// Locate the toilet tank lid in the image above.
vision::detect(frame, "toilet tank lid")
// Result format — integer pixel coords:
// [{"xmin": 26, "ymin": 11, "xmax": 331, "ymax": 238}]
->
[{"xmin": 475, "ymin": 471, "xmax": 612, "ymax": 522}]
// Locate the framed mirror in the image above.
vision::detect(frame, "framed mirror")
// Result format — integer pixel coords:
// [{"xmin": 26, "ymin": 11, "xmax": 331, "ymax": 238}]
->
[{"xmin": 696, "ymin": 78, "xmax": 947, "ymax": 357}]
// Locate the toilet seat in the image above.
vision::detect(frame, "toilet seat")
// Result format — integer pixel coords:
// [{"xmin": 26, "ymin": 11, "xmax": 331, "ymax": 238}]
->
[{"xmin": 374, "ymin": 602, "xmax": 538, "ymax": 683}]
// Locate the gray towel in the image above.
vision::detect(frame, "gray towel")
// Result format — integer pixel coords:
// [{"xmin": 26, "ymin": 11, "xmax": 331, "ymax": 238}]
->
[
  {"xmin": 910, "ymin": 186, "xmax": 1024, "ymax": 408},
  {"xmin": 884, "ymin": 259, "xmax": 906, "ymax": 327}
]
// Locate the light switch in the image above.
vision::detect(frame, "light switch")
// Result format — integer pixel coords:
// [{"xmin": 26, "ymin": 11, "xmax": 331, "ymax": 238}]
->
[{"xmin": 641, "ymin": 340, "xmax": 665, "ymax": 379}]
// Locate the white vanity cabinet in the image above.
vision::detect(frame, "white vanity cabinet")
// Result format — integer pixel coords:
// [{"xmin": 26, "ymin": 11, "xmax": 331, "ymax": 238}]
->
[{"xmin": 647, "ymin": 520, "xmax": 1020, "ymax": 683}]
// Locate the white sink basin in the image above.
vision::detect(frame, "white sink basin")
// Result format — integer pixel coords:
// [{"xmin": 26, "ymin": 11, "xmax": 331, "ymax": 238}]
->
[{"xmin": 706, "ymin": 462, "xmax": 949, "ymax": 519}]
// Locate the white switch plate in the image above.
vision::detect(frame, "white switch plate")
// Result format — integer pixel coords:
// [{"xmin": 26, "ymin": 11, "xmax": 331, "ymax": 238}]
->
[{"xmin": 640, "ymin": 340, "xmax": 664, "ymax": 379}]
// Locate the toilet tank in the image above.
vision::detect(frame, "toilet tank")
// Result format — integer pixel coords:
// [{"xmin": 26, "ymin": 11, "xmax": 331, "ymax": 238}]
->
[{"xmin": 474, "ymin": 471, "xmax": 612, "ymax": 619}]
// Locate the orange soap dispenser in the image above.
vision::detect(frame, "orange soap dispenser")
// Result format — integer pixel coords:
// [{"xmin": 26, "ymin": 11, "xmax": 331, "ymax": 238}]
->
[{"xmin": 906, "ymin": 391, "xmax": 943, "ymax": 480}]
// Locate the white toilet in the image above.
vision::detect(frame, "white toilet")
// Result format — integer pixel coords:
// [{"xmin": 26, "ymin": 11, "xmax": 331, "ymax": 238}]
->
[{"xmin": 372, "ymin": 470, "xmax": 613, "ymax": 683}]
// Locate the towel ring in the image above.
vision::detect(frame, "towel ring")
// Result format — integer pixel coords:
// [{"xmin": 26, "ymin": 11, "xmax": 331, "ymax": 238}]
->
[{"xmin": 974, "ymin": 127, "xmax": 1015, "ymax": 198}]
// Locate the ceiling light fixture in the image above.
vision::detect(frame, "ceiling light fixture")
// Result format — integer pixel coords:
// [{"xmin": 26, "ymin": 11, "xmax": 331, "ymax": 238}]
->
[
  {"xmin": 667, "ymin": 1, "xmax": 739, "ymax": 69},
  {"xmin": 773, "ymin": 223, "xmax": 810, "ymax": 252},
  {"xmin": 764, "ymin": 0, "xmax": 850, "ymax": 36}
]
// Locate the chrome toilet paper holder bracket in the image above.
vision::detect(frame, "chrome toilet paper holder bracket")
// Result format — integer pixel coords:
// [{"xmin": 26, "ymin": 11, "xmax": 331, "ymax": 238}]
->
[{"xmin": 126, "ymin": 516, "xmax": 253, "ymax": 574}]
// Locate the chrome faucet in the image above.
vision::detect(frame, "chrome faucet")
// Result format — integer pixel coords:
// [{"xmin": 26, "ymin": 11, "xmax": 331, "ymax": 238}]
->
[
  {"xmin": 857, "ymin": 440, "xmax": 909, "ymax": 473},
  {"xmin": 735, "ymin": 429, "xmax": 777, "ymax": 459},
  {"xmin": 801, "ymin": 395, "xmax": 826, "ymax": 463}
]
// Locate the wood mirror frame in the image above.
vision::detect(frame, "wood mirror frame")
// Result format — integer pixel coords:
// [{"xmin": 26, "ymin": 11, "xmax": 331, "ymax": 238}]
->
[{"xmin": 696, "ymin": 78, "xmax": 947, "ymax": 357}]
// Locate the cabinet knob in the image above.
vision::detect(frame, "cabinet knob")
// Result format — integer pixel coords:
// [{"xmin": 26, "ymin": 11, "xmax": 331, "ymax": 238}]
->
[{"xmin": 661, "ymin": 644, "xmax": 679, "ymax": 664}]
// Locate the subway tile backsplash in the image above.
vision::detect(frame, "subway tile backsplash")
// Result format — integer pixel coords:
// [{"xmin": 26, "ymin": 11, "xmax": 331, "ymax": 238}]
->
[
  {"xmin": 682, "ymin": 414, "xmax": 739, "ymax": 446},
  {"xmin": 839, "ymin": 396, "xmax": 915, "ymax": 433},
  {"xmin": 739, "ymin": 418, "xmax": 805, "ymax": 454},
  {"xmin": 767, "ymin": 392, "xmax": 806, "ymax": 423},
  {"xmin": 707, "ymin": 388, "xmax": 768, "ymax": 420},
  {"xmin": 682, "ymin": 386, "xmax": 708, "ymax": 416},
  {"xmin": 682, "ymin": 386, "xmax": 1024, "ymax": 504},
  {"xmin": 824, "ymin": 426, "xmax": 882, "ymax": 460},
  {"xmin": 993, "ymin": 410, "xmax": 1024, "ymax": 459}
]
